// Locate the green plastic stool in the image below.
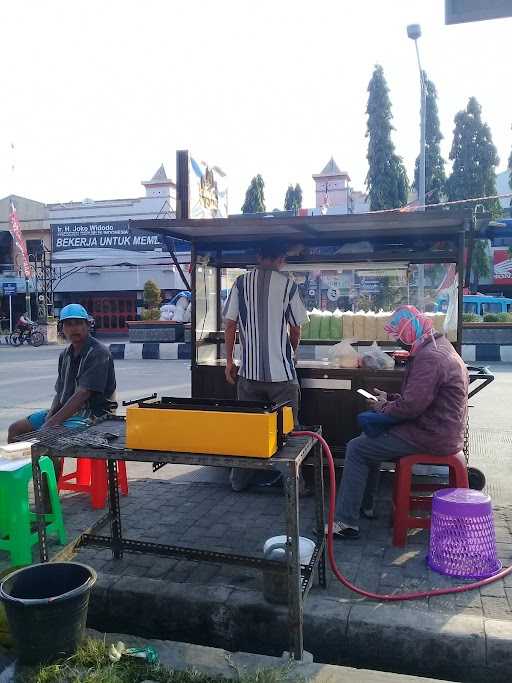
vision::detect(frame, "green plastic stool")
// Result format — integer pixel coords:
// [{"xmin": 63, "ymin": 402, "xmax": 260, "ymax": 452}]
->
[{"xmin": 0, "ymin": 457, "xmax": 67, "ymax": 566}]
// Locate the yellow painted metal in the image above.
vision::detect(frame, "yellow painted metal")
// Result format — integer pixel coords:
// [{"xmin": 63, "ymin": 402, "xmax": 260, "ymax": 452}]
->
[{"xmin": 125, "ymin": 405, "xmax": 294, "ymax": 457}]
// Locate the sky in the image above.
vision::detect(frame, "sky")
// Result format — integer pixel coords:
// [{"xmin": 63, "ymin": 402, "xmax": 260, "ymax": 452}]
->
[{"xmin": 0, "ymin": 0, "xmax": 511, "ymax": 214}]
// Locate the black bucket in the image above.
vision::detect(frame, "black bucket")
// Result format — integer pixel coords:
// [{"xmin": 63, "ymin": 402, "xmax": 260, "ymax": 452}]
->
[{"xmin": 0, "ymin": 562, "xmax": 97, "ymax": 665}]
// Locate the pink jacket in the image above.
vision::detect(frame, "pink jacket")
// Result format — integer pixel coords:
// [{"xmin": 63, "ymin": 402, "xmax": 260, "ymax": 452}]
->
[{"xmin": 379, "ymin": 335, "xmax": 468, "ymax": 455}]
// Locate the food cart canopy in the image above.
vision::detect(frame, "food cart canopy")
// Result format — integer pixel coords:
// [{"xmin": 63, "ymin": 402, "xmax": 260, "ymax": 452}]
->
[{"xmin": 130, "ymin": 211, "xmax": 469, "ymax": 245}]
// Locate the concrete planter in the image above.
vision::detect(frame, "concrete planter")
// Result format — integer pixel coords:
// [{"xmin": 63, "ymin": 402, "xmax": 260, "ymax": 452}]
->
[
  {"xmin": 462, "ymin": 323, "xmax": 512, "ymax": 363},
  {"xmin": 40, "ymin": 320, "xmax": 59, "ymax": 344},
  {"xmin": 127, "ymin": 320, "xmax": 187, "ymax": 343}
]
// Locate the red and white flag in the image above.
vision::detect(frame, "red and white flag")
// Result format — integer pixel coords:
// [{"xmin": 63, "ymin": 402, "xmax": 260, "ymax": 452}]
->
[{"xmin": 9, "ymin": 201, "xmax": 31, "ymax": 278}]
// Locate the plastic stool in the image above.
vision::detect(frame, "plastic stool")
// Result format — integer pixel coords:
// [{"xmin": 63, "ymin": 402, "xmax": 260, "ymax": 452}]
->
[
  {"xmin": 0, "ymin": 457, "xmax": 67, "ymax": 566},
  {"xmin": 392, "ymin": 452, "xmax": 469, "ymax": 547},
  {"xmin": 428, "ymin": 488, "xmax": 500, "ymax": 579},
  {"xmin": 59, "ymin": 458, "xmax": 128, "ymax": 509}
]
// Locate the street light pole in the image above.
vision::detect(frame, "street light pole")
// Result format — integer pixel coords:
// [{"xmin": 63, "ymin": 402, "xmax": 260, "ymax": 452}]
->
[
  {"xmin": 407, "ymin": 24, "xmax": 426, "ymax": 212},
  {"xmin": 407, "ymin": 23, "xmax": 426, "ymax": 308}
]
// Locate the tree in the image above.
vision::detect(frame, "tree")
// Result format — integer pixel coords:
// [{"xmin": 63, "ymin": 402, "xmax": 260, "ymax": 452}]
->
[
  {"xmin": 241, "ymin": 174, "xmax": 265, "ymax": 213},
  {"xmin": 142, "ymin": 279, "xmax": 161, "ymax": 320},
  {"xmin": 508, "ymin": 143, "xmax": 512, "ymax": 201},
  {"xmin": 365, "ymin": 65, "xmax": 409, "ymax": 211},
  {"xmin": 413, "ymin": 73, "xmax": 446, "ymax": 206},
  {"xmin": 470, "ymin": 239, "xmax": 492, "ymax": 291},
  {"xmin": 294, "ymin": 183, "xmax": 303, "ymax": 211},
  {"xmin": 284, "ymin": 183, "xmax": 303, "ymax": 212},
  {"xmin": 446, "ymin": 97, "xmax": 500, "ymax": 216}
]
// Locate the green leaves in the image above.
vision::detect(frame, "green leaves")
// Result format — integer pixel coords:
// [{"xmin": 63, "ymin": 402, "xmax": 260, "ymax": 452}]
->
[
  {"xmin": 413, "ymin": 73, "xmax": 446, "ymax": 206},
  {"xmin": 446, "ymin": 97, "xmax": 500, "ymax": 217},
  {"xmin": 241, "ymin": 174, "xmax": 266, "ymax": 213},
  {"xmin": 365, "ymin": 65, "xmax": 409, "ymax": 211},
  {"xmin": 284, "ymin": 183, "xmax": 303, "ymax": 212}
]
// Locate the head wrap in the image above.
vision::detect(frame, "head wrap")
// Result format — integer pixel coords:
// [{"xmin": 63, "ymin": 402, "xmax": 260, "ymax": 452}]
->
[{"xmin": 384, "ymin": 305, "xmax": 435, "ymax": 354}]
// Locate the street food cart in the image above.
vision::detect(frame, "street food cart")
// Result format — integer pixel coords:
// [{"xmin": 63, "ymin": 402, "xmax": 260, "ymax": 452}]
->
[{"xmin": 131, "ymin": 211, "xmax": 468, "ymax": 456}]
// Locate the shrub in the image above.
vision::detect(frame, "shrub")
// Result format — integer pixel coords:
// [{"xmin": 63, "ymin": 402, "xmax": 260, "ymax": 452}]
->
[
  {"xmin": 143, "ymin": 280, "xmax": 161, "ymax": 309},
  {"xmin": 141, "ymin": 308, "xmax": 161, "ymax": 321},
  {"xmin": 462, "ymin": 313, "xmax": 482, "ymax": 323},
  {"xmin": 495, "ymin": 312, "xmax": 512, "ymax": 322}
]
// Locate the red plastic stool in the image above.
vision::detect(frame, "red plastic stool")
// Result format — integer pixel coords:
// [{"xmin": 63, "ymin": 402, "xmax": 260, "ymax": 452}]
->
[
  {"xmin": 58, "ymin": 458, "xmax": 128, "ymax": 509},
  {"xmin": 392, "ymin": 452, "xmax": 469, "ymax": 547}
]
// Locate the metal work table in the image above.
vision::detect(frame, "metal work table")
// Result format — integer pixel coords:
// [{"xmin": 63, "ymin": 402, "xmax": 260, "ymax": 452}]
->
[{"xmin": 31, "ymin": 417, "xmax": 326, "ymax": 661}]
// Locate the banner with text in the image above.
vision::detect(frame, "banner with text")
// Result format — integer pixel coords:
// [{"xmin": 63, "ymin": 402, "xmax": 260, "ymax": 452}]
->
[{"xmin": 51, "ymin": 221, "xmax": 189, "ymax": 262}]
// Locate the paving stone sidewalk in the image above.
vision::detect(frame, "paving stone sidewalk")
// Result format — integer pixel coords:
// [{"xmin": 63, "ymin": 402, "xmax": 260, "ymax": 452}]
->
[{"xmin": 4, "ymin": 427, "xmax": 512, "ymax": 623}]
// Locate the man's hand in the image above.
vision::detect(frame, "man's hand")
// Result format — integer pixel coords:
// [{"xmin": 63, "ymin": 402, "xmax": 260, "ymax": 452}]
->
[
  {"xmin": 43, "ymin": 414, "xmax": 62, "ymax": 429},
  {"xmin": 225, "ymin": 360, "xmax": 238, "ymax": 385}
]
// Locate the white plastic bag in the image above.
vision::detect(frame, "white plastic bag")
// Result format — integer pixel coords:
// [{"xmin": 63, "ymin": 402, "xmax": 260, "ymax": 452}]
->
[
  {"xmin": 360, "ymin": 341, "xmax": 395, "ymax": 370},
  {"xmin": 328, "ymin": 339, "xmax": 360, "ymax": 368}
]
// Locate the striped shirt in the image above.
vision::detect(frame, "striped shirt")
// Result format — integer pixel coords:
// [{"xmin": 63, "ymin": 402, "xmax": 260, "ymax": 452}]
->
[{"xmin": 223, "ymin": 268, "xmax": 307, "ymax": 382}]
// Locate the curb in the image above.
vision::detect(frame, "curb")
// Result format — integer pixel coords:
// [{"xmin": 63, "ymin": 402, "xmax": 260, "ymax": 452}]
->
[
  {"xmin": 87, "ymin": 628, "xmax": 454, "ymax": 682},
  {"xmin": 109, "ymin": 341, "xmax": 512, "ymax": 364},
  {"xmin": 109, "ymin": 342, "xmax": 191, "ymax": 360},
  {"xmin": 462, "ymin": 344, "xmax": 512, "ymax": 363},
  {"xmin": 89, "ymin": 572, "xmax": 512, "ymax": 683}
]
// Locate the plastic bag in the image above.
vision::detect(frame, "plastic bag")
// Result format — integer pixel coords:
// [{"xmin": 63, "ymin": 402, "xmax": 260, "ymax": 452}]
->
[
  {"xmin": 328, "ymin": 339, "xmax": 360, "ymax": 368},
  {"xmin": 173, "ymin": 306, "xmax": 185, "ymax": 323},
  {"xmin": 175, "ymin": 296, "xmax": 189, "ymax": 311},
  {"xmin": 159, "ymin": 303, "xmax": 175, "ymax": 321},
  {"xmin": 360, "ymin": 341, "xmax": 395, "ymax": 370}
]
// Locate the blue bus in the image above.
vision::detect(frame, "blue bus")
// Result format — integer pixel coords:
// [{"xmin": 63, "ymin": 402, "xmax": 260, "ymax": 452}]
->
[{"xmin": 437, "ymin": 294, "xmax": 512, "ymax": 316}]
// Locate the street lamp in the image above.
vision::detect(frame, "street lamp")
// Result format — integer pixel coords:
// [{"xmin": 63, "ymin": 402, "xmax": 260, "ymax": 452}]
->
[
  {"xmin": 407, "ymin": 23, "xmax": 426, "ymax": 309},
  {"xmin": 407, "ymin": 23, "xmax": 426, "ymax": 212}
]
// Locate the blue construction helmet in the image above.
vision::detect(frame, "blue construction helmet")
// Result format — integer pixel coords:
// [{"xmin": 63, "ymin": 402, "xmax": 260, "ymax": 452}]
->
[{"xmin": 60, "ymin": 303, "xmax": 89, "ymax": 321}]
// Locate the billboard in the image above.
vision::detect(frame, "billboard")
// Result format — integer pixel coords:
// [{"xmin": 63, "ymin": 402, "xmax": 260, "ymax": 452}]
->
[
  {"xmin": 493, "ymin": 248, "xmax": 512, "ymax": 283},
  {"xmin": 189, "ymin": 156, "xmax": 228, "ymax": 219},
  {"xmin": 51, "ymin": 221, "xmax": 189, "ymax": 261},
  {"xmin": 446, "ymin": 0, "xmax": 512, "ymax": 24}
]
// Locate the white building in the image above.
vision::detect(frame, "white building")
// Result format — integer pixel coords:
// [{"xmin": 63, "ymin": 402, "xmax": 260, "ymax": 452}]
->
[
  {"xmin": 49, "ymin": 164, "xmax": 190, "ymax": 335},
  {"xmin": 304, "ymin": 157, "xmax": 370, "ymax": 215}
]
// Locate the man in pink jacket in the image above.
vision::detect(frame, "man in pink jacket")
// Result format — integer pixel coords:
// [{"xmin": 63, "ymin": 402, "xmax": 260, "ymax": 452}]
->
[{"xmin": 334, "ymin": 305, "xmax": 468, "ymax": 539}]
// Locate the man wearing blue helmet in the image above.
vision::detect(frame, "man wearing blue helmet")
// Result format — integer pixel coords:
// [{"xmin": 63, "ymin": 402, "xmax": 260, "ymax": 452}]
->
[{"xmin": 8, "ymin": 303, "xmax": 117, "ymax": 446}]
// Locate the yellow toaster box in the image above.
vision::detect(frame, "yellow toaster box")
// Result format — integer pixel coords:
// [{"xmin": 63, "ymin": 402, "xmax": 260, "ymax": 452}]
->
[{"xmin": 125, "ymin": 404, "xmax": 294, "ymax": 457}]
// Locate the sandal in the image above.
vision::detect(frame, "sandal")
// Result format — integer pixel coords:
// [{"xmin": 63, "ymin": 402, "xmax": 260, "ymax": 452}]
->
[{"xmin": 332, "ymin": 521, "xmax": 360, "ymax": 540}]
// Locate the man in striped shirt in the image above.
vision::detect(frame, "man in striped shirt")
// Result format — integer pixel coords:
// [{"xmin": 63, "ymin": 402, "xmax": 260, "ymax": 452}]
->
[{"xmin": 224, "ymin": 240, "xmax": 307, "ymax": 491}]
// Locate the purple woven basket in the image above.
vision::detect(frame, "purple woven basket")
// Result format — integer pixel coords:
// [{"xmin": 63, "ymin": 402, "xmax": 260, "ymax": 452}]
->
[{"xmin": 427, "ymin": 488, "xmax": 501, "ymax": 580}]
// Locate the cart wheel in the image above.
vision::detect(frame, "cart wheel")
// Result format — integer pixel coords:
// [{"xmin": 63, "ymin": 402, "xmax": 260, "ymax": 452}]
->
[
  {"xmin": 468, "ymin": 467, "xmax": 486, "ymax": 491},
  {"xmin": 30, "ymin": 331, "xmax": 44, "ymax": 347}
]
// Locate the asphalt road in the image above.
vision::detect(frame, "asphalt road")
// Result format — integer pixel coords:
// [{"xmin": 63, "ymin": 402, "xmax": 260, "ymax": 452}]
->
[
  {"xmin": 0, "ymin": 342, "xmax": 190, "ymax": 443},
  {"xmin": 0, "ymin": 340, "xmax": 509, "ymax": 449}
]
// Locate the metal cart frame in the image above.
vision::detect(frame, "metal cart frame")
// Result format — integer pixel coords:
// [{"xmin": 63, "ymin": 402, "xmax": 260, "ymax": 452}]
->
[{"xmin": 31, "ymin": 419, "xmax": 326, "ymax": 661}]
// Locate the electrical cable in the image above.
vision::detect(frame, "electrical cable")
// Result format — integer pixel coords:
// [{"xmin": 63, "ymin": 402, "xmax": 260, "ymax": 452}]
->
[{"xmin": 292, "ymin": 430, "xmax": 512, "ymax": 601}]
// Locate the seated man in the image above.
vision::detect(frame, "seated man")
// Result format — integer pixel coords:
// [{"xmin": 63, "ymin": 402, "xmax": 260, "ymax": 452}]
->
[
  {"xmin": 8, "ymin": 304, "xmax": 117, "ymax": 457},
  {"xmin": 334, "ymin": 305, "xmax": 468, "ymax": 539}
]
